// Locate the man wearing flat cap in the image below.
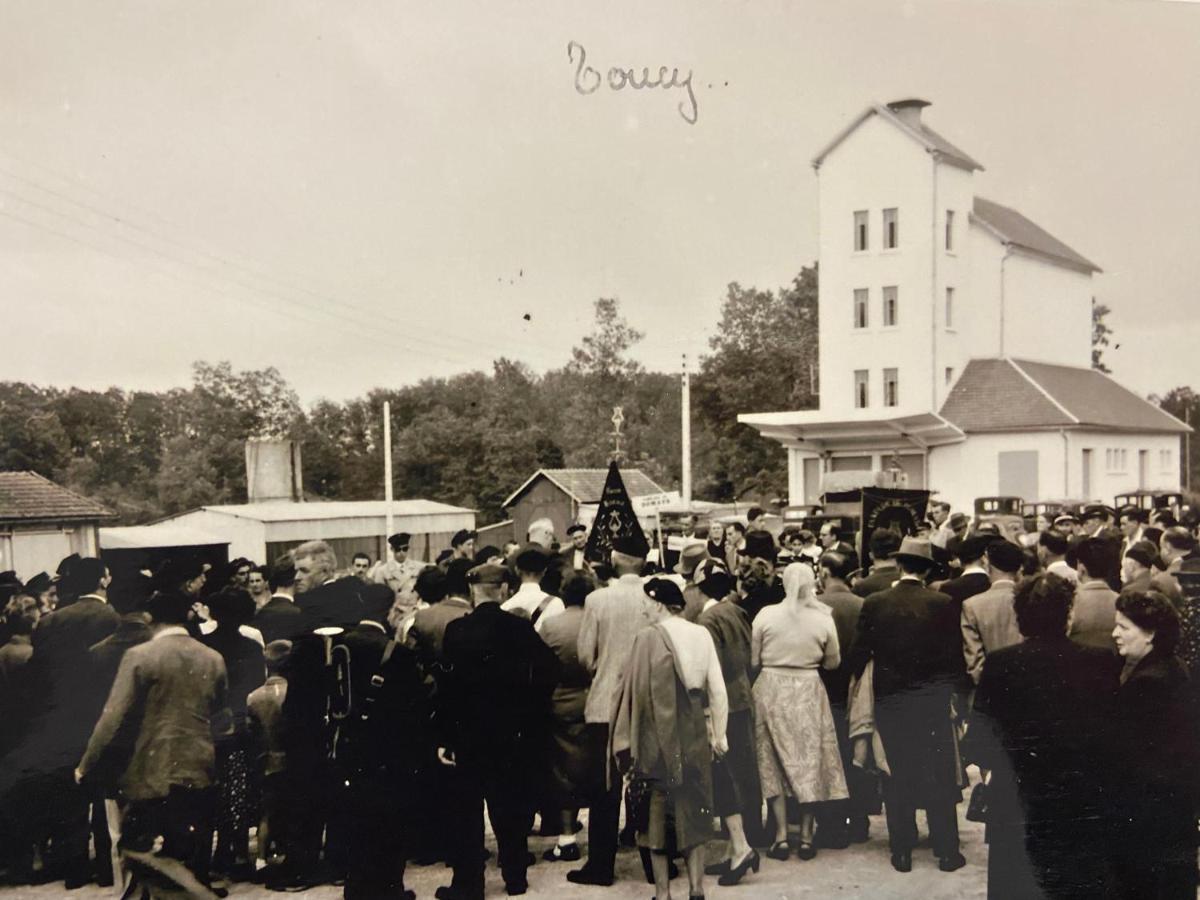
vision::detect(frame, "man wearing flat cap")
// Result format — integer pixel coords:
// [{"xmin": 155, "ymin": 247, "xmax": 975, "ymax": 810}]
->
[
  {"xmin": 371, "ymin": 532, "xmax": 430, "ymax": 631},
  {"xmin": 435, "ymin": 562, "xmax": 560, "ymax": 900},
  {"xmin": 849, "ymin": 537, "xmax": 967, "ymax": 875}
]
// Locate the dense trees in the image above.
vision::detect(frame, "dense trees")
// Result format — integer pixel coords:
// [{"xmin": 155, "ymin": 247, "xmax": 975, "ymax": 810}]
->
[{"xmin": 0, "ymin": 278, "xmax": 815, "ymax": 525}]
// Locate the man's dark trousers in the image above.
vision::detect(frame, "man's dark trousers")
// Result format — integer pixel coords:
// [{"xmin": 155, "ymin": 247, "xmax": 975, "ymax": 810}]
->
[
  {"xmin": 881, "ymin": 777, "xmax": 959, "ymax": 857},
  {"xmin": 580, "ymin": 723, "xmax": 620, "ymax": 877},
  {"xmin": 448, "ymin": 759, "xmax": 534, "ymax": 898},
  {"xmin": 344, "ymin": 769, "xmax": 408, "ymax": 900}
]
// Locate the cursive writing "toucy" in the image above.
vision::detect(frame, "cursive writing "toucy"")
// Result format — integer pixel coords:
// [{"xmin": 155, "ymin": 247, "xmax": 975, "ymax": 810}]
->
[{"xmin": 567, "ymin": 41, "xmax": 698, "ymax": 125}]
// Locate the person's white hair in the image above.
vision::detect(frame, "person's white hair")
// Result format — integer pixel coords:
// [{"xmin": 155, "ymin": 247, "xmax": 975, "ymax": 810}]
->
[
  {"xmin": 292, "ymin": 540, "xmax": 337, "ymax": 579},
  {"xmin": 528, "ymin": 517, "xmax": 556, "ymax": 548},
  {"xmin": 782, "ymin": 562, "xmax": 820, "ymax": 607}
]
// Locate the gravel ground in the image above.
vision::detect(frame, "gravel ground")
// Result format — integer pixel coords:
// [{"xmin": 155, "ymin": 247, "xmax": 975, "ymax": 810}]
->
[{"xmin": 0, "ymin": 805, "xmax": 988, "ymax": 900}]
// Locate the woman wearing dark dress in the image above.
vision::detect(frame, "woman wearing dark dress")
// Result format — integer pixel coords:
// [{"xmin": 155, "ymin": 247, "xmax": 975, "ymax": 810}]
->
[
  {"xmin": 538, "ymin": 572, "xmax": 595, "ymax": 862},
  {"xmin": 1108, "ymin": 589, "xmax": 1199, "ymax": 899},
  {"xmin": 201, "ymin": 587, "xmax": 266, "ymax": 883}
]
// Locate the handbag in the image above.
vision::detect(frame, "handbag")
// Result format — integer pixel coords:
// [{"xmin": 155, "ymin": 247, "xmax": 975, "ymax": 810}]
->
[{"xmin": 965, "ymin": 781, "xmax": 989, "ymax": 823}]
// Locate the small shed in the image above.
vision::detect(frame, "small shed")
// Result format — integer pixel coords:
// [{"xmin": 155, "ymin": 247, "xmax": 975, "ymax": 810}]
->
[
  {"xmin": 0, "ymin": 471, "xmax": 116, "ymax": 580},
  {"xmin": 149, "ymin": 499, "xmax": 475, "ymax": 567},
  {"xmin": 502, "ymin": 468, "xmax": 667, "ymax": 542}
]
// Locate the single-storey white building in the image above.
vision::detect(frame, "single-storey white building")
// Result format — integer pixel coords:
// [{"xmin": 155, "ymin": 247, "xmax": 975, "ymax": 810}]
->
[
  {"xmin": 148, "ymin": 499, "xmax": 475, "ymax": 567},
  {"xmin": 739, "ymin": 99, "xmax": 1189, "ymax": 514}
]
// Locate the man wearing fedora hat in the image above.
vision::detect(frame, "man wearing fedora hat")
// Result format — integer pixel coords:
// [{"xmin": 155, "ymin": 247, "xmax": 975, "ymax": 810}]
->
[
  {"xmin": 849, "ymin": 536, "xmax": 966, "ymax": 874},
  {"xmin": 675, "ymin": 542, "xmax": 708, "ymax": 622}
]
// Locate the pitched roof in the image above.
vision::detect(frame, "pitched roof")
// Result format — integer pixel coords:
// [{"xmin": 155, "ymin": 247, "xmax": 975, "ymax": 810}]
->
[
  {"xmin": 183, "ymin": 499, "xmax": 473, "ymax": 523},
  {"xmin": 502, "ymin": 468, "xmax": 666, "ymax": 509},
  {"xmin": 0, "ymin": 471, "xmax": 116, "ymax": 523},
  {"xmin": 813, "ymin": 101, "xmax": 984, "ymax": 172},
  {"xmin": 939, "ymin": 359, "xmax": 1189, "ymax": 434},
  {"xmin": 971, "ymin": 197, "xmax": 1101, "ymax": 274}
]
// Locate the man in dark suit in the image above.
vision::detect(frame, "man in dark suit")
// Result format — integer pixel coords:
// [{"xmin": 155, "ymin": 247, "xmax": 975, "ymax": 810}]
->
[
  {"xmin": 76, "ymin": 589, "xmax": 229, "ymax": 892},
  {"xmin": 27, "ymin": 557, "xmax": 120, "ymax": 888},
  {"xmin": 816, "ymin": 549, "xmax": 870, "ymax": 847},
  {"xmin": 435, "ymin": 563, "xmax": 561, "ymax": 900},
  {"xmin": 967, "ymin": 572, "xmax": 1120, "ymax": 897},
  {"xmin": 852, "ymin": 529, "xmax": 902, "ymax": 598},
  {"xmin": 561, "ymin": 523, "xmax": 589, "ymax": 571},
  {"xmin": 935, "ymin": 533, "xmax": 997, "ymax": 612},
  {"xmin": 254, "ymin": 558, "xmax": 304, "ymax": 644},
  {"xmin": 849, "ymin": 537, "xmax": 966, "ymax": 874},
  {"xmin": 292, "ymin": 540, "xmax": 365, "ymax": 634},
  {"xmin": 335, "ymin": 583, "xmax": 430, "ymax": 900}
]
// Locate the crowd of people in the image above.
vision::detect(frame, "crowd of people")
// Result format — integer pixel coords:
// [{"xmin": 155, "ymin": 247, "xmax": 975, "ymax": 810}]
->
[{"xmin": 0, "ymin": 501, "xmax": 1198, "ymax": 900}]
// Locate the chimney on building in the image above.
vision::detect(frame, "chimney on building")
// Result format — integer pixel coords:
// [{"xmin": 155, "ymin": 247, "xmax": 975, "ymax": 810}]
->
[
  {"xmin": 887, "ymin": 98, "xmax": 931, "ymax": 128},
  {"xmin": 245, "ymin": 439, "xmax": 303, "ymax": 503}
]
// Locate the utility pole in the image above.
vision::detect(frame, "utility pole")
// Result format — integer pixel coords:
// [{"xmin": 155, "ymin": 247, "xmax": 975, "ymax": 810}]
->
[
  {"xmin": 383, "ymin": 400, "xmax": 394, "ymax": 539},
  {"xmin": 681, "ymin": 354, "xmax": 692, "ymax": 507}
]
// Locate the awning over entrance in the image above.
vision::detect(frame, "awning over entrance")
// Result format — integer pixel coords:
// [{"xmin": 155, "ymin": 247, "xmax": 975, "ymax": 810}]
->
[{"xmin": 737, "ymin": 410, "xmax": 966, "ymax": 451}]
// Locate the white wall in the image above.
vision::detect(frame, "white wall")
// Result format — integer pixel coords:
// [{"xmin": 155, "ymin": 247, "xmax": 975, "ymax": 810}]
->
[
  {"xmin": 1002, "ymin": 253, "xmax": 1093, "ymax": 367},
  {"xmin": 168, "ymin": 510, "xmax": 267, "ymax": 563},
  {"xmin": 818, "ymin": 113, "xmax": 936, "ymax": 417},
  {"xmin": 929, "ymin": 430, "xmax": 1182, "ymax": 514}
]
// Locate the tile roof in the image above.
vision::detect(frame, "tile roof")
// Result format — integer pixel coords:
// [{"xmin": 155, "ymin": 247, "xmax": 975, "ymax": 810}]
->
[
  {"xmin": 940, "ymin": 359, "xmax": 1189, "ymax": 434},
  {"xmin": 0, "ymin": 471, "xmax": 116, "ymax": 522},
  {"xmin": 503, "ymin": 468, "xmax": 666, "ymax": 508},
  {"xmin": 972, "ymin": 197, "xmax": 1101, "ymax": 274}
]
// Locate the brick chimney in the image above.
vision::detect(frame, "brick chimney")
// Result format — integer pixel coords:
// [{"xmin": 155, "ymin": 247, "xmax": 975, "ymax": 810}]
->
[{"xmin": 887, "ymin": 98, "xmax": 931, "ymax": 128}]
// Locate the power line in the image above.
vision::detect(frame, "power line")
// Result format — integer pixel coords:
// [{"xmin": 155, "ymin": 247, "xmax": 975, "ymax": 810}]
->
[{"xmin": 0, "ymin": 151, "xmax": 566, "ymax": 365}]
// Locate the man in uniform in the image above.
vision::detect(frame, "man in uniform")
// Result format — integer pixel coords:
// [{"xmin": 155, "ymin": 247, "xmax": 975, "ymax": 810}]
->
[
  {"xmin": 435, "ymin": 564, "xmax": 560, "ymax": 900},
  {"xmin": 372, "ymin": 533, "xmax": 430, "ymax": 631}
]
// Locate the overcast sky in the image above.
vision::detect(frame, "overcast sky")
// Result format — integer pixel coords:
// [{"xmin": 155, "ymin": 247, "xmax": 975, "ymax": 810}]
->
[{"xmin": 1, "ymin": 0, "xmax": 1197, "ymax": 407}]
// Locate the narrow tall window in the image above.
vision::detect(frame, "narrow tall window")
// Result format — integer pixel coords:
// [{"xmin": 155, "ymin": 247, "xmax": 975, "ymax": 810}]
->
[
  {"xmin": 854, "ymin": 370, "xmax": 869, "ymax": 409},
  {"xmin": 884, "ymin": 368, "xmax": 899, "ymax": 407},
  {"xmin": 945, "ymin": 286, "xmax": 955, "ymax": 329},
  {"xmin": 882, "ymin": 286, "xmax": 898, "ymax": 327},
  {"xmin": 853, "ymin": 289, "xmax": 868, "ymax": 328},
  {"xmin": 945, "ymin": 210, "xmax": 955, "ymax": 251},
  {"xmin": 883, "ymin": 208, "xmax": 898, "ymax": 249},
  {"xmin": 945, "ymin": 366, "xmax": 955, "ymax": 385},
  {"xmin": 854, "ymin": 210, "xmax": 868, "ymax": 251}
]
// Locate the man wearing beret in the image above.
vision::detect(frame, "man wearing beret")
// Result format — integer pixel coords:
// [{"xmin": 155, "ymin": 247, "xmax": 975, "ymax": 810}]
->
[
  {"xmin": 561, "ymin": 524, "xmax": 589, "ymax": 571},
  {"xmin": 371, "ymin": 533, "xmax": 430, "ymax": 631},
  {"xmin": 450, "ymin": 530, "xmax": 478, "ymax": 562},
  {"xmin": 436, "ymin": 564, "xmax": 560, "ymax": 900}
]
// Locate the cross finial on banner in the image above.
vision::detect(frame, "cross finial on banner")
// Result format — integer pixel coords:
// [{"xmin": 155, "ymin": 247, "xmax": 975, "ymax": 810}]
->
[{"xmin": 610, "ymin": 405, "xmax": 625, "ymax": 463}]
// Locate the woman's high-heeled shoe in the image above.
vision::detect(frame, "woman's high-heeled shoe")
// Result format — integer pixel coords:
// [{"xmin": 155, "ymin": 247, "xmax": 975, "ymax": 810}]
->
[
  {"xmin": 767, "ymin": 840, "xmax": 790, "ymax": 861},
  {"xmin": 703, "ymin": 859, "xmax": 730, "ymax": 876},
  {"xmin": 718, "ymin": 849, "xmax": 761, "ymax": 886}
]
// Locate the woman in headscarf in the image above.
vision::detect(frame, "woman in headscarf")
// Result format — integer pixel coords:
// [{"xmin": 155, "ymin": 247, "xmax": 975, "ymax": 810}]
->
[
  {"xmin": 751, "ymin": 563, "xmax": 848, "ymax": 861},
  {"xmin": 611, "ymin": 578, "xmax": 728, "ymax": 900}
]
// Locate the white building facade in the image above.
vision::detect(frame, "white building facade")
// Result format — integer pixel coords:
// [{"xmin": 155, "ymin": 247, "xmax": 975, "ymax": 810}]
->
[{"xmin": 740, "ymin": 99, "xmax": 1188, "ymax": 514}]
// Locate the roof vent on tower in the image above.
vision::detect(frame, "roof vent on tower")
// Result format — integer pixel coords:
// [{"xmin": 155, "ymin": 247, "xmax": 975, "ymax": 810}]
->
[{"xmin": 887, "ymin": 98, "xmax": 931, "ymax": 128}]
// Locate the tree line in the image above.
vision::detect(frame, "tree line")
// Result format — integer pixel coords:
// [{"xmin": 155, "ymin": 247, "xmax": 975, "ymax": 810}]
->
[{"xmin": 0, "ymin": 267, "xmax": 819, "ymax": 526}]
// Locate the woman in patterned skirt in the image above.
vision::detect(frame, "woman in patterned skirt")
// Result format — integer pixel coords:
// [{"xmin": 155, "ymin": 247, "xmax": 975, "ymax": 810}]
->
[{"xmin": 751, "ymin": 563, "xmax": 848, "ymax": 861}]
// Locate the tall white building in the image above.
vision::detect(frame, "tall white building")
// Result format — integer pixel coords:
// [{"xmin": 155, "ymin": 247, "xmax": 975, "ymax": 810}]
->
[{"xmin": 739, "ymin": 99, "xmax": 1189, "ymax": 513}]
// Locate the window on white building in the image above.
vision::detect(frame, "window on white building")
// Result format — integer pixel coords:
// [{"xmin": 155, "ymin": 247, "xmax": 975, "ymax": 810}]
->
[
  {"xmin": 1161, "ymin": 449, "xmax": 1173, "ymax": 472},
  {"xmin": 882, "ymin": 286, "xmax": 898, "ymax": 327},
  {"xmin": 945, "ymin": 366, "xmax": 955, "ymax": 385},
  {"xmin": 945, "ymin": 210, "xmax": 955, "ymax": 251},
  {"xmin": 945, "ymin": 287, "xmax": 955, "ymax": 329},
  {"xmin": 884, "ymin": 368, "xmax": 899, "ymax": 407},
  {"xmin": 1105, "ymin": 448, "xmax": 1128, "ymax": 472},
  {"xmin": 853, "ymin": 289, "xmax": 868, "ymax": 328},
  {"xmin": 854, "ymin": 211, "xmax": 868, "ymax": 251},
  {"xmin": 854, "ymin": 370, "xmax": 869, "ymax": 409},
  {"xmin": 883, "ymin": 208, "xmax": 898, "ymax": 249}
]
